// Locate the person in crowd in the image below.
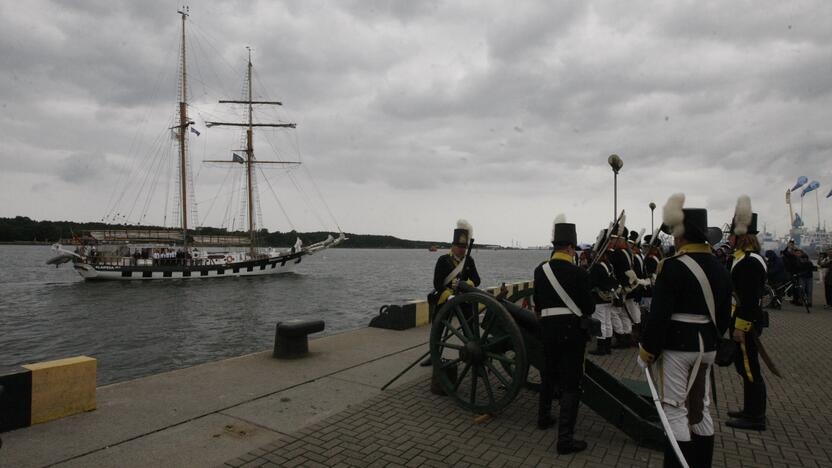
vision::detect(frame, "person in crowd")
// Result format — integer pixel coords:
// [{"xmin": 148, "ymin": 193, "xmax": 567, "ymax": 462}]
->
[
  {"xmin": 533, "ymin": 214, "xmax": 595, "ymax": 454},
  {"xmin": 794, "ymin": 249, "xmax": 815, "ymax": 307},
  {"xmin": 589, "ymin": 230, "xmax": 617, "ymax": 356},
  {"xmin": 639, "ymin": 194, "xmax": 732, "ymax": 468},
  {"xmin": 820, "ymin": 250, "xmax": 832, "ymax": 308},
  {"xmin": 725, "ymin": 196, "xmax": 769, "ymax": 431}
]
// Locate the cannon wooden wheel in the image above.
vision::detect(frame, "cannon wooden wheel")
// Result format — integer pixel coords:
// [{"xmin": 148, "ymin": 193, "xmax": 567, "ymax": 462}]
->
[{"xmin": 430, "ymin": 291, "xmax": 528, "ymax": 414}]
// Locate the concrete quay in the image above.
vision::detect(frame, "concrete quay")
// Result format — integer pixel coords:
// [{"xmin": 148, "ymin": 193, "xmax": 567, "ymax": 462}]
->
[
  {"xmin": 3, "ymin": 284, "xmax": 831, "ymax": 467},
  {"xmin": 0, "ymin": 327, "xmax": 433, "ymax": 468},
  {"xmin": 224, "ymin": 288, "xmax": 832, "ymax": 468}
]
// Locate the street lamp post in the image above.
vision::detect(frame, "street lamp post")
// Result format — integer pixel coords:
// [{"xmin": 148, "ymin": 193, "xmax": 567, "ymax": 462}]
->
[
  {"xmin": 649, "ymin": 202, "xmax": 656, "ymax": 234},
  {"xmin": 608, "ymin": 154, "xmax": 623, "ymax": 219}
]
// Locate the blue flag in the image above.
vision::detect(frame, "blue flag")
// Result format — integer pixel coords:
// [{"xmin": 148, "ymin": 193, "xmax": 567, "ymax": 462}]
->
[
  {"xmin": 190, "ymin": 127, "xmax": 200, "ymax": 136},
  {"xmin": 232, "ymin": 153, "xmax": 245, "ymax": 163}
]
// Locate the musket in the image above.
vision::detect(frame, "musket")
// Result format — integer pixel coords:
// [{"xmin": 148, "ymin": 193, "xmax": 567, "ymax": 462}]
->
[
  {"xmin": 589, "ymin": 210, "xmax": 626, "ymax": 270},
  {"xmin": 644, "ymin": 366, "xmax": 690, "ymax": 468}
]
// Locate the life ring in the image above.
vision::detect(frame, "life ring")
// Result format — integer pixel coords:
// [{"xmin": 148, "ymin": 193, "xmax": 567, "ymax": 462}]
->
[{"xmin": 226, "ymin": 256, "xmax": 234, "ymax": 264}]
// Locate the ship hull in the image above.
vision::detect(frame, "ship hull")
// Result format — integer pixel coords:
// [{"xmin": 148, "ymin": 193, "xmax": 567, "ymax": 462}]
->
[{"xmin": 73, "ymin": 252, "xmax": 304, "ymax": 281}]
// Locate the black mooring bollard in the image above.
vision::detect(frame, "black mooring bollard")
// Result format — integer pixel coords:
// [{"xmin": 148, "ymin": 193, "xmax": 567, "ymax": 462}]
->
[{"xmin": 273, "ymin": 319, "xmax": 325, "ymax": 358}]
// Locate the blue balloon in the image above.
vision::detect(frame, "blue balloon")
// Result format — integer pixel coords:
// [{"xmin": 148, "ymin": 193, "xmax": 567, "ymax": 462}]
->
[{"xmin": 791, "ymin": 176, "xmax": 808, "ymax": 191}]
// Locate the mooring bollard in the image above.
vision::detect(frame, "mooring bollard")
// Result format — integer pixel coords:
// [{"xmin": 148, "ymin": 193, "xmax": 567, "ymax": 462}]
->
[{"xmin": 273, "ymin": 319, "xmax": 325, "ymax": 358}]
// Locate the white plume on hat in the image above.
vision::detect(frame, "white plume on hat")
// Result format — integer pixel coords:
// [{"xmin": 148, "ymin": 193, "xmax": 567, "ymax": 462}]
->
[
  {"xmin": 734, "ymin": 195, "xmax": 753, "ymax": 236},
  {"xmin": 551, "ymin": 214, "xmax": 566, "ymax": 242},
  {"xmin": 663, "ymin": 193, "xmax": 686, "ymax": 237},
  {"xmin": 456, "ymin": 219, "xmax": 473, "ymax": 237},
  {"xmin": 637, "ymin": 228, "xmax": 645, "ymax": 243}
]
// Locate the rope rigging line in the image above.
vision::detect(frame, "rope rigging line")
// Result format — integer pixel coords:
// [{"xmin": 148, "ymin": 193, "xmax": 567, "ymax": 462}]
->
[
  {"xmin": 118, "ymin": 123, "xmax": 174, "ymax": 223},
  {"xmin": 101, "ymin": 45, "xmax": 176, "ymax": 221},
  {"xmin": 286, "ymin": 169, "xmax": 328, "ymax": 231},
  {"xmin": 105, "ymin": 120, "xmax": 172, "ymax": 222},
  {"xmin": 258, "ymin": 165, "xmax": 297, "ymax": 233},
  {"xmin": 301, "ymin": 163, "xmax": 343, "ymax": 232}
]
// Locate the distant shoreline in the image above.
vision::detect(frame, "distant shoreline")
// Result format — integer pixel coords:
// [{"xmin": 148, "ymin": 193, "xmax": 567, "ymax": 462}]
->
[{"xmin": 1, "ymin": 216, "xmax": 531, "ymax": 249}]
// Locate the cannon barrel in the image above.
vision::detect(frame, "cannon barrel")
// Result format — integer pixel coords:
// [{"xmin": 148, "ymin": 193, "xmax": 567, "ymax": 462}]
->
[{"xmin": 457, "ymin": 282, "xmax": 541, "ymax": 337}]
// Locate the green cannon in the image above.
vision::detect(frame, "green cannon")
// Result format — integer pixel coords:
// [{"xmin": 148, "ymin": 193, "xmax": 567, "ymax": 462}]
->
[{"xmin": 430, "ymin": 282, "xmax": 664, "ymax": 449}]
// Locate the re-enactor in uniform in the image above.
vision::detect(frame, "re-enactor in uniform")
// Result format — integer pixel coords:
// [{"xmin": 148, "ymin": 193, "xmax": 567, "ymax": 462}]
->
[
  {"xmin": 638, "ymin": 194, "xmax": 732, "ymax": 468},
  {"xmin": 432, "ymin": 219, "xmax": 481, "ymax": 307},
  {"xmin": 641, "ymin": 233, "xmax": 663, "ymax": 315},
  {"xmin": 424, "ymin": 220, "xmax": 481, "ymax": 370},
  {"xmin": 589, "ymin": 229, "xmax": 617, "ymax": 356},
  {"xmin": 609, "ymin": 224, "xmax": 637, "ymax": 348},
  {"xmin": 533, "ymin": 215, "xmax": 595, "ymax": 454},
  {"xmin": 725, "ymin": 196, "xmax": 769, "ymax": 431}
]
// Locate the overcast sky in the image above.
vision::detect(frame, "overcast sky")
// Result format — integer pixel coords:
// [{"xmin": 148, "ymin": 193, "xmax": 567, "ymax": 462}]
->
[{"xmin": 1, "ymin": 1, "xmax": 831, "ymax": 246}]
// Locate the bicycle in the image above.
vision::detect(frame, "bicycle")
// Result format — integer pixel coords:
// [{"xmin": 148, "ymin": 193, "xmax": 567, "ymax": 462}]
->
[{"xmin": 762, "ymin": 277, "xmax": 811, "ymax": 314}]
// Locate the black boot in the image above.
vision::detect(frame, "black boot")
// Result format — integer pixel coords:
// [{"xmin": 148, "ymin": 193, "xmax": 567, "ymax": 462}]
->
[
  {"xmin": 691, "ymin": 433, "xmax": 714, "ymax": 468},
  {"xmin": 727, "ymin": 409, "xmax": 747, "ymax": 419},
  {"xmin": 612, "ymin": 333, "xmax": 628, "ymax": 349},
  {"xmin": 726, "ymin": 415, "xmax": 766, "ymax": 430},
  {"xmin": 556, "ymin": 392, "xmax": 587, "ymax": 454},
  {"xmin": 604, "ymin": 338, "xmax": 612, "ymax": 355},
  {"xmin": 538, "ymin": 413, "xmax": 556, "ymax": 430},
  {"xmin": 663, "ymin": 439, "xmax": 696, "ymax": 468},
  {"xmin": 589, "ymin": 338, "xmax": 607, "ymax": 356},
  {"xmin": 538, "ymin": 377, "xmax": 555, "ymax": 430}
]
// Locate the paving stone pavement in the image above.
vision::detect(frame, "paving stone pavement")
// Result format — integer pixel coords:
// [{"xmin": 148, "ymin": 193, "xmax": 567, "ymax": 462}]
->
[{"xmin": 224, "ymin": 287, "xmax": 832, "ymax": 467}]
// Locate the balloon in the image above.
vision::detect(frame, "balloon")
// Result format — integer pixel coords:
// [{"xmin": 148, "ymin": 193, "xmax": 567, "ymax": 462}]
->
[
  {"xmin": 800, "ymin": 180, "xmax": 820, "ymax": 197},
  {"xmin": 791, "ymin": 175, "xmax": 808, "ymax": 191}
]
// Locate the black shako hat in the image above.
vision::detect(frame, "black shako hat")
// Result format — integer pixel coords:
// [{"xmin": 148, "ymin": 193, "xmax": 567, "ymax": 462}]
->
[
  {"xmin": 551, "ymin": 214, "xmax": 577, "ymax": 247},
  {"xmin": 662, "ymin": 193, "xmax": 708, "ymax": 243},
  {"xmin": 681, "ymin": 208, "xmax": 709, "ymax": 243},
  {"xmin": 452, "ymin": 219, "xmax": 473, "ymax": 247}
]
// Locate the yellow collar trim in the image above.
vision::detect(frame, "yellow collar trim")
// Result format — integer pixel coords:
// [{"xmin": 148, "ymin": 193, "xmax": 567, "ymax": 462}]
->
[
  {"xmin": 679, "ymin": 243, "xmax": 712, "ymax": 255},
  {"xmin": 551, "ymin": 251, "xmax": 575, "ymax": 264}
]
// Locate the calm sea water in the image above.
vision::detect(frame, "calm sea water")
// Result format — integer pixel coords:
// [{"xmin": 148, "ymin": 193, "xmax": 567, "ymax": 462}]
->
[{"xmin": 0, "ymin": 245, "xmax": 545, "ymax": 385}]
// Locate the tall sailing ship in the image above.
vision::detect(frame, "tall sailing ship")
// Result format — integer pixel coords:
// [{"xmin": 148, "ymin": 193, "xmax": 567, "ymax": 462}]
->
[{"xmin": 47, "ymin": 8, "xmax": 344, "ymax": 280}]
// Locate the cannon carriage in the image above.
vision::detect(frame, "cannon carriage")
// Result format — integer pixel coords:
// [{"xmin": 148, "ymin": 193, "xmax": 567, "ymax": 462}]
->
[{"xmin": 430, "ymin": 282, "xmax": 665, "ymax": 449}]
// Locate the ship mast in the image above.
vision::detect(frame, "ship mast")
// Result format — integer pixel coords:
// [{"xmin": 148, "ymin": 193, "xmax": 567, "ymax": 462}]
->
[
  {"xmin": 246, "ymin": 48, "xmax": 255, "ymax": 249},
  {"xmin": 206, "ymin": 48, "xmax": 299, "ymax": 257},
  {"xmin": 176, "ymin": 7, "xmax": 191, "ymax": 249}
]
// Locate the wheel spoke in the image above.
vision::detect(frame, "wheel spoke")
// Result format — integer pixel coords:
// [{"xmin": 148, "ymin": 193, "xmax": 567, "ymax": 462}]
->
[
  {"xmin": 441, "ymin": 357, "xmax": 462, "ymax": 369},
  {"xmin": 482, "ymin": 309, "xmax": 498, "ymax": 337},
  {"xmin": 438, "ymin": 341, "xmax": 464, "ymax": 351},
  {"xmin": 470, "ymin": 307, "xmax": 480, "ymax": 340},
  {"xmin": 453, "ymin": 363, "xmax": 471, "ymax": 392},
  {"xmin": 442, "ymin": 319, "xmax": 468, "ymax": 344},
  {"xmin": 454, "ymin": 306, "xmax": 475, "ymax": 339},
  {"xmin": 481, "ymin": 365, "xmax": 496, "ymax": 406},
  {"xmin": 484, "ymin": 360, "xmax": 511, "ymax": 387},
  {"xmin": 481, "ymin": 334, "xmax": 511, "ymax": 350},
  {"xmin": 469, "ymin": 365, "xmax": 478, "ymax": 406},
  {"xmin": 485, "ymin": 351, "xmax": 516, "ymax": 365}
]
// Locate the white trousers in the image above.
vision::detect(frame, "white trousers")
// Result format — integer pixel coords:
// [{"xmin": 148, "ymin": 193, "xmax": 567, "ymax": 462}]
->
[
  {"xmin": 610, "ymin": 304, "xmax": 632, "ymax": 334},
  {"xmin": 625, "ymin": 298, "xmax": 641, "ymax": 324},
  {"xmin": 594, "ymin": 303, "xmax": 613, "ymax": 339},
  {"xmin": 658, "ymin": 350, "xmax": 716, "ymax": 441}
]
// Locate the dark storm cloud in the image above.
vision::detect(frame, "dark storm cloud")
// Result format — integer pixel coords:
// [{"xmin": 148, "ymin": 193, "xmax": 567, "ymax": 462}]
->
[{"xmin": 1, "ymin": 1, "xmax": 831, "ymax": 245}]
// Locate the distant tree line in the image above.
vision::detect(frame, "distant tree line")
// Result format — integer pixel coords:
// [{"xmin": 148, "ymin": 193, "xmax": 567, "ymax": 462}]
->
[{"xmin": 0, "ymin": 216, "xmax": 450, "ymax": 249}]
